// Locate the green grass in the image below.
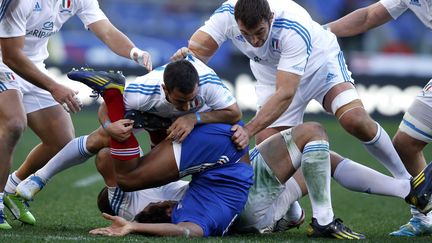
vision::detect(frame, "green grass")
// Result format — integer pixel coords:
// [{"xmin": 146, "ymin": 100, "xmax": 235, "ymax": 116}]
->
[{"xmin": 1, "ymin": 110, "xmax": 432, "ymax": 242}]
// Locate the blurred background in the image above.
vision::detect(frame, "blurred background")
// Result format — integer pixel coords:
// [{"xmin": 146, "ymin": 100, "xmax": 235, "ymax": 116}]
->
[{"xmin": 47, "ymin": 0, "xmax": 432, "ymax": 117}]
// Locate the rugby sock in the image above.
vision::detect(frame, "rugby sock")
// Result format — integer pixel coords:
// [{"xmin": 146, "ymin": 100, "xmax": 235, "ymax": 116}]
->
[
  {"xmin": 4, "ymin": 172, "xmax": 21, "ymax": 194},
  {"xmin": 35, "ymin": 136, "xmax": 93, "ymax": 182},
  {"xmin": 103, "ymin": 89, "xmax": 140, "ymax": 160},
  {"xmin": 301, "ymin": 140, "xmax": 333, "ymax": 226},
  {"xmin": 333, "ymin": 158, "xmax": 410, "ymax": 199},
  {"xmin": 282, "ymin": 180, "xmax": 303, "ymax": 222},
  {"xmin": 363, "ymin": 122, "xmax": 411, "ymax": 179},
  {"xmin": 285, "ymin": 201, "xmax": 303, "ymax": 223}
]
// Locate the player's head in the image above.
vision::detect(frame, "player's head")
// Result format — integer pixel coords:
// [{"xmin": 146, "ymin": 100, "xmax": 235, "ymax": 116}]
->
[
  {"xmin": 234, "ymin": 0, "xmax": 273, "ymax": 47},
  {"xmin": 97, "ymin": 187, "xmax": 115, "ymax": 216},
  {"xmin": 163, "ymin": 60, "xmax": 199, "ymax": 111},
  {"xmin": 133, "ymin": 201, "xmax": 177, "ymax": 223}
]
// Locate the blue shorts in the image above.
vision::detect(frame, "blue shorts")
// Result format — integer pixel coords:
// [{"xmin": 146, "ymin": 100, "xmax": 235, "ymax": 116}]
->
[
  {"xmin": 177, "ymin": 122, "xmax": 248, "ymax": 178},
  {"xmin": 171, "ymin": 162, "xmax": 253, "ymax": 236}
]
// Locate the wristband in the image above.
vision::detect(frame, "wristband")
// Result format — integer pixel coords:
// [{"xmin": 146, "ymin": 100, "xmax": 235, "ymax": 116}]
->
[
  {"xmin": 103, "ymin": 120, "xmax": 111, "ymax": 129},
  {"xmin": 129, "ymin": 47, "xmax": 140, "ymax": 61},
  {"xmin": 195, "ymin": 112, "xmax": 201, "ymax": 124}
]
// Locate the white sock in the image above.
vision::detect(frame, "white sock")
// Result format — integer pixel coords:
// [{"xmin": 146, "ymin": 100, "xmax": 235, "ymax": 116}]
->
[
  {"xmin": 285, "ymin": 201, "xmax": 302, "ymax": 222},
  {"xmin": 35, "ymin": 136, "xmax": 94, "ymax": 182},
  {"xmin": 333, "ymin": 158, "xmax": 410, "ymax": 199},
  {"xmin": 4, "ymin": 171, "xmax": 22, "ymax": 194},
  {"xmin": 411, "ymin": 206, "xmax": 432, "ymax": 225},
  {"xmin": 301, "ymin": 140, "xmax": 333, "ymax": 226},
  {"xmin": 363, "ymin": 123, "xmax": 411, "ymax": 179},
  {"xmin": 278, "ymin": 178, "xmax": 303, "ymax": 221}
]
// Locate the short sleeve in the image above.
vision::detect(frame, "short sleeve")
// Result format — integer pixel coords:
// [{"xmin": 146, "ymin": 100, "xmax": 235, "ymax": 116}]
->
[
  {"xmin": 380, "ymin": 0, "xmax": 408, "ymax": 19},
  {"xmin": 277, "ymin": 27, "xmax": 311, "ymax": 76},
  {"xmin": 0, "ymin": 0, "xmax": 32, "ymax": 37},
  {"xmin": 75, "ymin": 0, "xmax": 107, "ymax": 29},
  {"xmin": 198, "ymin": 1, "xmax": 234, "ymax": 47}
]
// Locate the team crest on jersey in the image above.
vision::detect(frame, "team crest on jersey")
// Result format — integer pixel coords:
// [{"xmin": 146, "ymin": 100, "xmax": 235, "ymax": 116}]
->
[
  {"xmin": 33, "ymin": 2, "xmax": 42, "ymax": 11},
  {"xmin": 189, "ymin": 96, "xmax": 204, "ymax": 110},
  {"xmin": 409, "ymin": 0, "xmax": 421, "ymax": 6},
  {"xmin": 423, "ymin": 81, "xmax": 432, "ymax": 92},
  {"xmin": 61, "ymin": 0, "xmax": 72, "ymax": 9},
  {"xmin": 235, "ymin": 35, "xmax": 246, "ymax": 43},
  {"xmin": 271, "ymin": 38, "xmax": 281, "ymax": 52},
  {"xmin": 4, "ymin": 72, "xmax": 15, "ymax": 81}
]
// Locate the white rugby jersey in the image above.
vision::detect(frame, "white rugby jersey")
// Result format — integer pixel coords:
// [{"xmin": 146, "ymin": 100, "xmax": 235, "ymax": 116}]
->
[
  {"xmin": 109, "ymin": 181, "xmax": 188, "ymax": 221},
  {"xmin": 199, "ymin": 0, "xmax": 340, "ymax": 83},
  {"xmin": 124, "ymin": 55, "xmax": 237, "ymax": 118},
  {"xmin": 0, "ymin": 0, "xmax": 107, "ymax": 66},
  {"xmin": 380, "ymin": 0, "xmax": 432, "ymax": 29}
]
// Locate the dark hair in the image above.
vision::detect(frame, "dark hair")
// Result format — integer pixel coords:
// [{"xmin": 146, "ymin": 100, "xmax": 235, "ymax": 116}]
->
[
  {"xmin": 97, "ymin": 187, "xmax": 116, "ymax": 216},
  {"xmin": 133, "ymin": 202, "xmax": 174, "ymax": 224},
  {"xmin": 234, "ymin": 0, "xmax": 272, "ymax": 29},
  {"xmin": 163, "ymin": 60, "xmax": 199, "ymax": 94}
]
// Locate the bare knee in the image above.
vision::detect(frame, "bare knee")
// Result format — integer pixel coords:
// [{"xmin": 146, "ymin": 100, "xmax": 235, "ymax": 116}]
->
[
  {"xmin": 338, "ymin": 108, "xmax": 377, "ymax": 141},
  {"xmin": 298, "ymin": 122, "xmax": 327, "ymax": 141},
  {"xmin": 1, "ymin": 117, "xmax": 26, "ymax": 144}
]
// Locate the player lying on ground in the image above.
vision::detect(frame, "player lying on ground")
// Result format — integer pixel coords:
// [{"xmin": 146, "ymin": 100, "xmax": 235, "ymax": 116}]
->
[
  {"xmin": 15, "ymin": 57, "xmax": 241, "ymax": 198},
  {"xmin": 91, "ymin": 123, "xmax": 432, "ymax": 238}
]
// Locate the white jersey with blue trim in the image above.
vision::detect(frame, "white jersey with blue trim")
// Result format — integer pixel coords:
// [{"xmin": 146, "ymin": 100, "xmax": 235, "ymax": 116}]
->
[
  {"xmin": 380, "ymin": 0, "xmax": 432, "ymax": 29},
  {"xmin": 124, "ymin": 55, "xmax": 236, "ymax": 118},
  {"xmin": 0, "ymin": 0, "xmax": 106, "ymax": 66},
  {"xmin": 199, "ymin": 0, "xmax": 341, "ymax": 85},
  {"xmin": 109, "ymin": 180, "xmax": 189, "ymax": 221}
]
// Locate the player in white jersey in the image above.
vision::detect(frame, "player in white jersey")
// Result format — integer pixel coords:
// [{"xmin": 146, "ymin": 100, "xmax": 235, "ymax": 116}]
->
[
  {"xmin": 326, "ymin": 0, "xmax": 432, "ymax": 237},
  {"xmin": 0, "ymin": 0, "xmax": 152, "ymax": 229},
  {"xmin": 94, "ymin": 123, "xmax": 432, "ymax": 239},
  {"xmin": 171, "ymin": 0, "xmax": 411, "ymax": 231},
  {"xmin": 15, "ymin": 57, "xmax": 241, "ymax": 203}
]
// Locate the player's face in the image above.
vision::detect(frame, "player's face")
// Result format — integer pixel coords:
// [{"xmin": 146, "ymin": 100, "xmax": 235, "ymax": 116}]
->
[
  {"xmin": 237, "ymin": 18, "xmax": 272, "ymax": 48},
  {"xmin": 165, "ymin": 85, "xmax": 198, "ymax": 111}
]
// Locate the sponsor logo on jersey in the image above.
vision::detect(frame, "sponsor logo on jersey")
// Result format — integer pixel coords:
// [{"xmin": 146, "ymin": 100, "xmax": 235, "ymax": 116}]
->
[
  {"xmin": 42, "ymin": 21, "xmax": 54, "ymax": 31},
  {"xmin": 26, "ymin": 28, "xmax": 57, "ymax": 39},
  {"xmin": 235, "ymin": 35, "xmax": 246, "ymax": 43},
  {"xmin": 33, "ymin": 1, "xmax": 42, "ymax": 12},
  {"xmin": 326, "ymin": 73, "xmax": 337, "ymax": 82},
  {"xmin": 253, "ymin": 56, "xmax": 262, "ymax": 63},
  {"xmin": 409, "ymin": 0, "xmax": 421, "ymax": 6}
]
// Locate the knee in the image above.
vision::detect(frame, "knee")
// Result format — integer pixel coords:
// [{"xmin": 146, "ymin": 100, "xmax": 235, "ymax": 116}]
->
[
  {"xmin": 339, "ymin": 109, "xmax": 376, "ymax": 138},
  {"xmin": 302, "ymin": 122, "xmax": 327, "ymax": 140},
  {"xmin": 2, "ymin": 117, "xmax": 26, "ymax": 143}
]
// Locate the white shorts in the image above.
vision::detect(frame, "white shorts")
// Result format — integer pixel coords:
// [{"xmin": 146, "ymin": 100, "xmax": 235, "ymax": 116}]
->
[
  {"xmin": 0, "ymin": 63, "xmax": 58, "ymax": 114},
  {"xmin": 399, "ymin": 79, "xmax": 432, "ymax": 143},
  {"xmin": 251, "ymin": 51, "xmax": 354, "ymax": 127}
]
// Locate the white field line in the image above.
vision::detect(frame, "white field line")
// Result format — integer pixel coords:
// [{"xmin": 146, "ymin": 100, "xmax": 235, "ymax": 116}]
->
[{"xmin": 72, "ymin": 173, "xmax": 103, "ymax": 187}]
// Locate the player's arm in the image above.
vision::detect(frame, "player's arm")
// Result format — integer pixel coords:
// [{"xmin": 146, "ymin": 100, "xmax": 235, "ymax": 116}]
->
[
  {"xmin": 97, "ymin": 102, "xmax": 134, "ymax": 142},
  {"xmin": 167, "ymin": 103, "xmax": 241, "ymax": 143},
  {"xmin": 327, "ymin": 2, "xmax": 392, "ymax": 37},
  {"xmin": 171, "ymin": 30, "xmax": 219, "ymax": 63},
  {"xmin": 243, "ymin": 71, "xmax": 300, "ymax": 139},
  {"xmin": 0, "ymin": 37, "xmax": 81, "ymax": 112},
  {"xmin": 88, "ymin": 19, "xmax": 152, "ymax": 70},
  {"xmin": 90, "ymin": 213, "xmax": 203, "ymax": 237}
]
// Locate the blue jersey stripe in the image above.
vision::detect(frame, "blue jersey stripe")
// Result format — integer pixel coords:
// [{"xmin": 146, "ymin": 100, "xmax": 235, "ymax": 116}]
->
[
  {"xmin": 213, "ymin": 4, "xmax": 234, "ymax": 15},
  {"xmin": 273, "ymin": 19, "xmax": 312, "ymax": 55},
  {"xmin": 274, "ymin": 18, "xmax": 312, "ymax": 41},
  {"xmin": 0, "ymin": 0, "xmax": 12, "ymax": 22},
  {"xmin": 338, "ymin": 52, "xmax": 350, "ymax": 81},
  {"xmin": 124, "ymin": 89, "xmax": 161, "ymax": 95}
]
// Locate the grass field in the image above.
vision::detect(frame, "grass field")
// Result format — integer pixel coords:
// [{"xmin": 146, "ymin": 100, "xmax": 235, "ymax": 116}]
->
[{"xmin": 1, "ymin": 110, "xmax": 432, "ymax": 242}]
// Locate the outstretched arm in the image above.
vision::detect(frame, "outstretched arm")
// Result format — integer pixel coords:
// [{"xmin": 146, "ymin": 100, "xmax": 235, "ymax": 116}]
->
[
  {"xmin": 327, "ymin": 2, "xmax": 392, "ymax": 37},
  {"xmin": 89, "ymin": 213, "xmax": 203, "ymax": 237},
  {"xmin": 89, "ymin": 19, "xmax": 152, "ymax": 71},
  {"xmin": 171, "ymin": 30, "xmax": 219, "ymax": 63}
]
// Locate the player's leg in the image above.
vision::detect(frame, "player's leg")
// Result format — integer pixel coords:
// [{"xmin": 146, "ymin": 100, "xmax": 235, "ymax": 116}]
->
[
  {"xmin": 324, "ymin": 82, "xmax": 411, "ymax": 180},
  {"xmin": 389, "ymin": 89, "xmax": 432, "ymax": 236},
  {"xmin": 0, "ymin": 89, "xmax": 27, "ymax": 229},
  {"xmin": 16, "ymin": 127, "xmax": 110, "ymax": 200}
]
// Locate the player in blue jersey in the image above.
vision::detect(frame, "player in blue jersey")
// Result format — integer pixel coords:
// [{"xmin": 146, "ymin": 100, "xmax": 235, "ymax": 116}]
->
[
  {"xmin": 92, "ymin": 123, "xmax": 432, "ymax": 238},
  {"xmin": 16, "ymin": 58, "xmax": 242, "ymax": 200}
]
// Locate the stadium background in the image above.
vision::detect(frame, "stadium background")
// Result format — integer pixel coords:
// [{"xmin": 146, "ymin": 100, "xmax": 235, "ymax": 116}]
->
[{"xmin": 2, "ymin": 0, "xmax": 432, "ymax": 242}]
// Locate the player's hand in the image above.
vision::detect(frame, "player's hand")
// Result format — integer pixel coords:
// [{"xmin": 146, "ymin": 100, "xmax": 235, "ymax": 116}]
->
[
  {"xmin": 130, "ymin": 47, "xmax": 152, "ymax": 71},
  {"xmin": 105, "ymin": 119, "xmax": 134, "ymax": 142},
  {"xmin": 89, "ymin": 213, "xmax": 133, "ymax": 236},
  {"xmin": 166, "ymin": 114, "xmax": 195, "ymax": 143},
  {"xmin": 170, "ymin": 47, "xmax": 190, "ymax": 61},
  {"xmin": 231, "ymin": 124, "xmax": 250, "ymax": 150},
  {"xmin": 51, "ymin": 83, "xmax": 81, "ymax": 113}
]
